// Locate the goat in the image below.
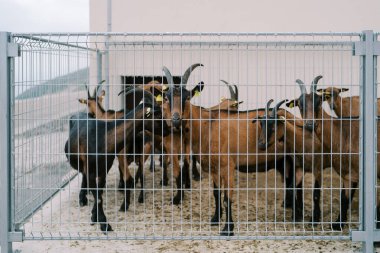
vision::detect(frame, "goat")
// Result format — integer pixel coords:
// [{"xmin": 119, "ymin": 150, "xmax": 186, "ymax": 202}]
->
[
  {"xmin": 286, "ymin": 76, "xmax": 380, "ymax": 230},
  {"xmin": 190, "ymin": 79, "xmax": 243, "ymax": 181},
  {"xmin": 183, "ymin": 100, "xmax": 297, "ymax": 235},
  {"xmin": 253, "ymin": 99, "xmax": 331, "ymax": 224},
  {"xmin": 317, "ymin": 86, "xmax": 380, "ymax": 117},
  {"xmin": 65, "ymin": 88, "xmax": 170, "ymax": 232},
  {"xmin": 78, "ymin": 83, "xmax": 154, "ymax": 204}
]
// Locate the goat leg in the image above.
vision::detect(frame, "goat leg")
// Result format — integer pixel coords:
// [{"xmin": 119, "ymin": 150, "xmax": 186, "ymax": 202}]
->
[
  {"xmin": 332, "ymin": 182, "xmax": 357, "ymax": 231},
  {"xmin": 292, "ymin": 169, "xmax": 304, "ymax": 222},
  {"xmin": 210, "ymin": 183, "xmax": 222, "ymax": 226},
  {"xmin": 220, "ymin": 194, "xmax": 234, "ymax": 236},
  {"xmin": 119, "ymin": 176, "xmax": 134, "ymax": 212},
  {"xmin": 172, "ymin": 171, "xmax": 184, "ymax": 205},
  {"xmin": 79, "ymin": 173, "xmax": 88, "ymax": 207},
  {"xmin": 90, "ymin": 189, "xmax": 112, "ymax": 233},
  {"xmin": 182, "ymin": 158, "xmax": 191, "ymax": 189},
  {"xmin": 310, "ymin": 180, "xmax": 321, "ymax": 226},
  {"xmin": 137, "ymin": 156, "xmax": 145, "ymax": 203},
  {"xmin": 191, "ymin": 154, "xmax": 200, "ymax": 181}
]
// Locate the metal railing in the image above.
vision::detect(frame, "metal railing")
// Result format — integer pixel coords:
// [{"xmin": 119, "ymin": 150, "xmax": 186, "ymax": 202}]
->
[{"xmin": 0, "ymin": 31, "xmax": 379, "ymax": 252}]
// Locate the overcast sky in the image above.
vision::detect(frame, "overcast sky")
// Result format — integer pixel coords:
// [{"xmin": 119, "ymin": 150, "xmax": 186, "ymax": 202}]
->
[
  {"xmin": 0, "ymin": 0, "xmax": 379, "ymax": 33},
  {"xmin": 0, "ymin": 0, "xmax": 89, "ymax": 32}
]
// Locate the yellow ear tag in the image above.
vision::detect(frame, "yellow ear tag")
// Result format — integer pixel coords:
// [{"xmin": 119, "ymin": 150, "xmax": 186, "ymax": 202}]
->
[
  {"xmin": 162, "ymin": 85, "xmax": 169, "ymax": 91},
  {"xmin": 220, "ymin": 97, "xmax": 226, "ymax": 102},
  {"xmin": 155, "ymin": 94, "xmax": 163, "ymax": 102},
  {"xmin": 288, "ymin": 102, "xmax": 294, "ymax": 108},
  {"xmin": 146, "ymin": 107, "xmax": 151, "ymax": 117},
  {"xmin": 194, "ymin": 90, "xmax": 201, "ymax": 97}
]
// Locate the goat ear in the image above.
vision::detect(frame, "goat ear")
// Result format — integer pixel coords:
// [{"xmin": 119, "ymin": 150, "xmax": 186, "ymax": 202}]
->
[
  {"xmin": 252, "ymin": 116, "xmax": 262, "ymax": 124},
  {"xmin": 286, "ymin": 99, "xmax": 298, "ymax": 108},
  {"xmin": 98, "ymin": 90, "xmax": 106, "ymax": 101},
  {"xmin": 191, "ymin": 81, "xmax": 204, "ymax": 98},
  {"xmin": 232, "ymin": 101, "xmax": 243, "ymax": 107},
  {"xmin": 316, "ymin": 88, "xmax": 325, "ymax": 93},
  {"xmin": 78, "ymin": 98, "xmax": 87, "ymax": 104}
]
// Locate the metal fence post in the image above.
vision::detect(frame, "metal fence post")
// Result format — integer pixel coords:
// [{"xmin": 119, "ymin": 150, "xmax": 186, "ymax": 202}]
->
[
  {"xmin": 0, "ymin": 32, "xmax": 13, "ymax": 253},
  {"xmin": 97, "ymin": 51, "xmax": 103, "ymax": 85}
]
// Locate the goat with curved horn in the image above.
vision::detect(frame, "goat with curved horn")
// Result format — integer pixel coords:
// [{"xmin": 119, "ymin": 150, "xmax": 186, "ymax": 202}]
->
[
  {"xmin": 162, "ymin": 66, "xmax": 174, "ymax": 86},
  {"xmin": 296, "ymin": 79, "xmax": 307, "ymax": 94},
  {"xmin": 270, "ymin": 99, "xmax": 288, "ymax": 118},
  {"xmin": 310, "ymin": 75, "xmax": 323, "ymax": 92},
  {"xmin": 95, "ymin": 80, "xmax": 106, "ymax": 97},
  {"xmin": 265, "ymin": 99, "xmax": 274, "ymax": 116},
  {"xmin": 181, "ymin": 63, "xmax": 203, "ymax": 85},
  {"xmin": 220, "ymin": 80, "xmax": 238, "ymax": 101}
]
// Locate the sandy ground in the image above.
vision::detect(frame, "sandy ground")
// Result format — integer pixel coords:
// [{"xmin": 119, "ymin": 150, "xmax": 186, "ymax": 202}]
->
[{"xmin": 12, "ymin": 156, "xmax": 367, "ymax": 252}]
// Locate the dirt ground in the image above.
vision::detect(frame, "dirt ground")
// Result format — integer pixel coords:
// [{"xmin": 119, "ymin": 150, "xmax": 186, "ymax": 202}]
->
[{"xmin": 13, "ymin": 156, "xmax": 368, "ymax": 252}]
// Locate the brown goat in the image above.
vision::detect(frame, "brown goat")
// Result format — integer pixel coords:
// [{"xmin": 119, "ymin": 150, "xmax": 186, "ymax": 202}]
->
[
  {"xmin": 254, "ymin": 99, "xmax": 331, "ymax": 224},
  {"xmin": 286, "ymin": 76, "xmax": 380, "ymax": 230},
  {"xmin": 317, "ymin": 86, "xmax": 380, "ymax": 117},
  {"xmin": 180, "ymin": 97, "xmax": 294, "ymax": 236}
]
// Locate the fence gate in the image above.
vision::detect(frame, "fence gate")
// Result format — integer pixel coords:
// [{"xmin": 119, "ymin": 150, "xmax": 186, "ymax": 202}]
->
[{"xmin": 1, "ymin": 31, "xmax": 380, "ymax": 252}]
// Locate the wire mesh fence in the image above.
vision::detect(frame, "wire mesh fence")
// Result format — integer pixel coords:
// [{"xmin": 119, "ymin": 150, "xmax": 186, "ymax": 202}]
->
[{"xmin": 3, "ymin": 32, "xmax": 378, "ymax": 247}]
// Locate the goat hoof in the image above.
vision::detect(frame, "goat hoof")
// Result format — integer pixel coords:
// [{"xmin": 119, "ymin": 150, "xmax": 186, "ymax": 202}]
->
[
  {"xmin": 79, "ymin": 197, "xmax": 88, "ymax": 207},
  {"xmin": 331, "ymin": 222, "xmax": 344, "ymax": 231},
  {"xmin": 220, "ymin": 225, "xmax": 234, "ymax": 236},
  {"xmin": 138, "ymin": 194, "xmax": 144, "ymax": 204},
  {"xmin": 160, "ymin": 180, "xmax": 168, "ymax": 186},
  {"xmin": 100, "ymin": 223, "xmax": 113, "ymax": 234},
  {"xmin": 91, "ymin": 215, "xmax": 97, "ymax": 224},
  {"xmin": 172, "ymin": 196, "xmax": 182, "ymax": 205},
  {"xmin": 210, "ymin": 216, "xmax": 220, "ymax": 226}
]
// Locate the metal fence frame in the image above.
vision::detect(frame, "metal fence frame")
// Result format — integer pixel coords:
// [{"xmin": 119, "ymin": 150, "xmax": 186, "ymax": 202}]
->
[{"xmin": 1, "ymin": 30, "xmax": 379, "ymax": 252}]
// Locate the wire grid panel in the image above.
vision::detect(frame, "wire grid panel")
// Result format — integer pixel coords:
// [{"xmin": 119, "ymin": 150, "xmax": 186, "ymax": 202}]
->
[{"xmin": 11, "ymin": 33, "xmax": 364, "ymax": 240}]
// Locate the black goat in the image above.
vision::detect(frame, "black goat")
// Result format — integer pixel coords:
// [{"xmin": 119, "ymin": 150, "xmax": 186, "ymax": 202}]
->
[{"xmin": 65, "ymin": 88, "xmax": 170, "ymax": 233}]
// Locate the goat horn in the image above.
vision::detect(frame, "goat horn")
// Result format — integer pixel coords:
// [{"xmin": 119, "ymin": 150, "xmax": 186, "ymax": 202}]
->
[
  {"xmin": 270, "ymin": 99, "xmax": 288, "ymax": 118},
  {"xmin": 296, "ymin": 79, "xmax": 307, "ymax": 94},
  {"xmin": 162, "ymin": 66, "xmax": 174, "ymax": 88},
  {"xmin": 118, "ymin": 85, "xmax": 137, "ymax": 96},
  {"xmin": 220, "ymin": 80, "xmax": 237, "ymax": 101},
  {"xmin": 84, "ymin": 83, "xmax": 91, "ymax": 98},
  {"xmin": 181, "ymin": 63, "xmax": 203, "ymax": 85},
  {"xmin": 95, "ymin": 80, "xmax": 106, "ymax": 97},
  {"xmin": 232, "ymin": 84, "xmax": 238, "ymax": 101},
  {"xmin": 265, "ymin": 99, "xmax": 274, "ymax": 116},
  {"xmin": 310, "ymin": 75, "xmax": 323, "ymax": 92}
]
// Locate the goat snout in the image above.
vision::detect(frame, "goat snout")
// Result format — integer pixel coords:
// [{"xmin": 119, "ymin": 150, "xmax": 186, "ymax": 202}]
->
[
  {"xmin": 172, "ymin": 113, "xmax": 181, "ymax": 129},
  {"xmin": 304, "ymin": 120, "xmax": 316, "ymax": 132},
  {"xmin": 258, "ymin": 141, "xmax": 267, "ymax": 150}
]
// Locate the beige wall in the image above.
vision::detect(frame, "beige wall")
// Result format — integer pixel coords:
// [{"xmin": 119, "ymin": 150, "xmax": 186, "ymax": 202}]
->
[
  {"xmin": 89, "ymin": 0, "xmax": 373, "ymax": 110},
  {"xmin": 91, "ymin": 0, "xmax": 380, "ymax": 33}
]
